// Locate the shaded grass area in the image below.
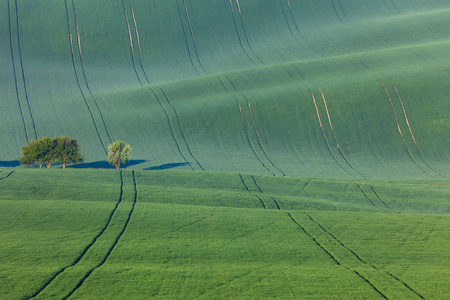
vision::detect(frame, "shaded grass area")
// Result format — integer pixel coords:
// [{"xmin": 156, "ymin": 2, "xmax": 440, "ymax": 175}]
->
[{"xmin": 0, "ymin": 169, "xmax": 448, "ymax": 299}]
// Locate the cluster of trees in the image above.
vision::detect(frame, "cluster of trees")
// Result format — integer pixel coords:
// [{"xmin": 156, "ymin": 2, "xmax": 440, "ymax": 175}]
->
[
  {"xmin": 19, "ymin": 138, "xmax": 132, "ymax": 169},
  {"xmin": 19, "ymin": 136, "xmax": 83, "ymax": 168}
]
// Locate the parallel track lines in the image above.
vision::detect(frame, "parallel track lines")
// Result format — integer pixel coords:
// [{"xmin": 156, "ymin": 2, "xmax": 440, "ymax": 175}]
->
[
  {"xmin": 226, "ymin": 0, "xmax": 260, "ymax": 66},
  {"xmin": 121, "ymin": 0, "xmax": 143, "ymax": 86},
  {"xmin": 72, "ymin": 0, "xmax": 112, "ymax": 145},
  {"xmin": 64, "ymin": 0, "xmax": 108, "ymax": 154},
  {"xmin": 380, "ymin": 80, "xmax": 431, "ymax": 177},
  {"xmin": 287, "ymin": 213, "xmax": 389, "ymax": 299},
  {"xmin": 217, "ymin": 76, "xmax": 275, "ymax": 176},
  {"xmin": 158, "ymin": 87, "xmax": 205, "ymax": 171},
  {"xmin": 128, "ymin": 0, "xmax": 150, "ymax": 84},
  {"xmin": 390, "ymin": 81, "xmax": 443, "ymax": 177},
  {"xmin": 9, "ymin": 0, "xmax": 37, "ymax": 141},
  {"xmin": 317, "ymin": 86, "xmax": 366, "ymax": 179},
  {"xmin": 251, "ymin": 175, "xmax": 281, "ymax": 210},
  {"xmin": 30, "ymin": 171, "xmax": 125, "ymax": 299},
  {"xmin": 370, "ymin": 186, "xmax": 390, "ymax": 209},
  {"xmin": 305, "ymin": 213, "xmax": 424, "ymax": 299},
  {"xmin": 182, "ymin": 0, "xmax": 207, "ymax": 74},
  {"xmin": 63, "ymin": 171, "xmax": 138, "ymax": 299},
  {"xmin": 238, "ymin": 174, "xmax": 267, "ymax": 209},
  {"xmin": 357, "ymin": 184, "xmax": 376, "ymax": 207},
  {"xmin": 279, "ymin": 0, "xmax": 321, "ymax": 58},
  {"xmin": 7, "ymin": 0, "xmax": 28, "ymax": 141},
  {"xmin": 148, "ymin": 87, "xmax": 194, "ymax": 171},
  {"xmin": 225, "ymin": 75, "xmax": 285, "ymax": 176}
]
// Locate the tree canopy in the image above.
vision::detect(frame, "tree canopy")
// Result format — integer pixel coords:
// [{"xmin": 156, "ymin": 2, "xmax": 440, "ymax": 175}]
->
[
  {"xmin": 107, "ymin": 141, "xmax": 132, "ymax": 169},
  {"xmin": 19, "ymin": 136, "xmax": 83, "ymax": 168}
]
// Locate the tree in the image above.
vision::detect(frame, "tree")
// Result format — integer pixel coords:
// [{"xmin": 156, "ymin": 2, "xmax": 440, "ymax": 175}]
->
[
  {"xmin": 19, "ymin": 137, "xmax": 57, "ymax": 168},
  {"xmin": 107, "ymin": 141, "xmax": 132, "ymax": 169},
  {"xmin": 55, "ymin": 136, "xmax": 83, "ymax": 168}
]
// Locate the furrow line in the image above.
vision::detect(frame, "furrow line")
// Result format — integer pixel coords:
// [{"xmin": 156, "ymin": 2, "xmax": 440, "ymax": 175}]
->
[
  {"xmin": 287, "ymin": 212, "xmax": 341, "ymax": 265},
  {"xmin": 62, "ymin": 171, "xmax": 138, "ymax": 300},
  {"xmin": 72, "ymin": 0, "xmax": 113, "ymax": 144},
  {"xmin": 296, "ymin": 213, "xmax": 389, "ymax": 299},
  {"xmin": 0, "ymin": 171, "xmax": 14, "ymax": 181},
  {"xmin": 336, "ymin": 0, "xmax": 349, "ymax": 21},
  {"xmin": 7, "ymin": 0, "xmax": 28, "ymax": 141},
  {"xmin": 370, "ymin": 186, "xmax": 390, "ymax": 209},
  {"xmin": 234, "ymin": 0, "xmax": 265, "ymax": 65},
  {"xmin": 390, "ymin": 80, "xmax": 444, "ymax": 178},
  {"xmin": 330, "ymin": 0, "xmax": 344, "ymax": 24},
  {"xmin": 251, "ymin": 175, "xmax": 281, "ymax": 210},
  {"xmin": 239, "ymin": 174, "xmax": 267, "ymax": 209},
  {"xmin": 128, "ymin": 0, "xmax": 150, "ymax": 84},
  {"xmin": 182, "ymin": 0, "xmax": 208, "ymax": 74},
  {"xmin": 226, "ymin": 0, "xmax": 259, "ymax": 66},
  {"xmin": 158, "ymin": 87, "xmax": 205, "ymax": 171},
  {"xmin": 317, "ymin": 86, "xmax": 366, "ymax": 179},
  {"xmin": 121, "ymin": 0, "xmax": 143, "ymax": 86},
  {"xmin": 217, "ymin": 76, "xmax": 275, "ymax": 176},
  {"xmin": 356, "ymin": 184, "xmax": 376, "ymax": 207},
  {"xmin": 307, "ymin": 213, "xmax": 424, "ymax": 298},
  {"xmin": 148, "ymin": 87, "xmax": 194, "ymax": 170},
  {"xmin": 380, "ymin": 81, "xmax": 431, "ymax": 177},
  {"xmin": 64, "ymin": 0, "xmax": 107, "ymax": 154},
  {"xmin": 175, "ymin": 0, "xmax": 202, "ymax": 76},
  {"xmin": 29, "ymin": 171, "xmax": 124, "ymax": 299},
  {"xmin": 310, "ymin": 88, "xmax": 357, "ymax": 179},
  {"xmin": 14, "ymin": 0, "xmax": 37, "ymax": 140},
  {"xmin": 226, "ymin": 75, "xmax": 285, "ymax": 176},
  {"xmin": 280, "ymin": 0, "xmax": 321, "ymax": 58}
]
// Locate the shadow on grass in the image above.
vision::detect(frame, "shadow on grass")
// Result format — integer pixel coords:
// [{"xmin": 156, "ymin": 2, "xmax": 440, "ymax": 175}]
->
[
  {"xmin": 68, "ymin": 160, "xmax": 147, "ymax": 169},
  {"xmin": 145, "ymin": 162, "xmax": 190, "ymax": 170},
  {"xmin": 0, "ymin": 160, "xmax": 20, "ymax": 167}
]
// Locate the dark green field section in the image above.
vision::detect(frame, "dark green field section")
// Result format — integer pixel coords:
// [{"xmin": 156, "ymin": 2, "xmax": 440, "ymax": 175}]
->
[
  {"xmin": 1, "ymin": 0, "xmax": 449, "ymax": 179},
  {"xmin": 0, "ymin": 169, "xmax": 449, "ymax": 299}
]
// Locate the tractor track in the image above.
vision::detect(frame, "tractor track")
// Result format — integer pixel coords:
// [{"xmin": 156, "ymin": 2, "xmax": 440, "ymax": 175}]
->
[
  {"xmin": 7, "ymin": 0, "xmax": 28, "ymax": 141},
  {"xmin": 279, "ymin": 0, "xmax": 320, "ymax": 59},
  {"xmin": 287, "ymin": 213, "xmax": 389, "ymax": 299},
  {"xmin": 62, "ymin": 171, "xmax": 138, "ymax": 299},
  {"xmin": 9, "ymin": 0, "xmax": 37, "ymax": 141},
  {"xmin": 217, "ymin": 76, "xmax": 275, "ymax": 176},
  {"xmin": 72, "ymin": 0, "xmax": 112, "ymax": 144},
  {"xmin": 121, "ymin": 0, "xmax": 143, "ymax": 86},
  {"xmin": 0, "ymin": 171, "xmax": 14, "ymax": 181},
  {"xmin": 356, "ymin": 184, "xmax": 376, "ymax": 207},
  {"xmin": 389, "ymin": 81, "xmax": 444, "ymax": 178},
  {"xmin": 128, "ymin": 0, "xmax": 150, "ymax": 84},
  {"xmin": 226, "ymin": 0, "xmax": 260, "ymax": 66},
  {"xmin": 305, "ymin": 213, "xmax": 424, "ymax": 299},
  {"xmin": 158, "ymin": 87, "xmax": 205, "ymax": 171},
  {"xmin": 370, "ymin": 186, "xmax": 390, "ymax": 209},
  {"xmin": 380, "ymin": 80, "xmax": 432, "ymax": 177},
  {"xmin": 148, "ymin": 87, "xmax": 194, "ymax": 171},
  {"xmin": 29, "ymin": 171, "xmax": 125, "ymax": 299},
  {"xmin": 251, "ymin": 175, "xmax": 281, "ymax": 210},
  {"xmin": 64, "ymin": 0, "xmax": 108, "ymax": 154},
  {"xmin": 238, "ymin": 174, "xmax": 267, "ymax": 209},
  {"xmin": 225, "ymin": 75, "xmax": 285, "ymax": 176}
]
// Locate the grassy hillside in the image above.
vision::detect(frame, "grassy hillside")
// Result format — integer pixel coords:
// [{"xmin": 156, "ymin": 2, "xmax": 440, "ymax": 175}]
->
[
  {"xmin": 1, "ymin": 1, "xmax": 449, "ymax": 298},
  {"xmin": 0, "ymin": 169, "xmax": 449, "ymax": 299},
  {"xmin": 0, "ymin": 0, "xmax": 449, "ymax": 179}
]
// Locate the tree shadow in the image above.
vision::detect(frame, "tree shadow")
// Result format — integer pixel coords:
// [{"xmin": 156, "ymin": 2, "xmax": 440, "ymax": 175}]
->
[
  {"xmin": 68, "ymin": 160, "xmax": 147, "ymax": 169},
  {"xmin": 145, "ymin": 162, "xmax": 190, "ymax": 170},
  {"xmin": 0, "ymin": 160, "xmax": 20, "ymax": 167}
]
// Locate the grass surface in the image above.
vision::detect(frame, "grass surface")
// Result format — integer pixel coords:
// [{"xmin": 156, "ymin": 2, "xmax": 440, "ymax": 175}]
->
[
  {"xmin": 0, "ymin": 169, "xmax": 449, "ymax": 299},
  {"xmin": 1, "ymin": 0, "xmax": 449, "ymax": 298}
]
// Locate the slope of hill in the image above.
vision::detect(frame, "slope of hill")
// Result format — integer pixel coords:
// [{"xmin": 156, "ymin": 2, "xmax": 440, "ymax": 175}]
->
[{"xmin": 1, "ymin": 0, "xmax": 449, "ymax": 179}]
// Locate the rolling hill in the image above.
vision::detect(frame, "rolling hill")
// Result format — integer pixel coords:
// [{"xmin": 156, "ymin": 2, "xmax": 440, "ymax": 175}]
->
[{"xmin": 1, "ymin": 0, "xmax": 449, "ymax": 299}]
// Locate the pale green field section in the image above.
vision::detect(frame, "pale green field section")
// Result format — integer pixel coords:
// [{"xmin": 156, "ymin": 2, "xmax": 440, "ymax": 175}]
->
[{"xmin": 0, "ymin": 169, "xmax": 449, "ymax": 299}]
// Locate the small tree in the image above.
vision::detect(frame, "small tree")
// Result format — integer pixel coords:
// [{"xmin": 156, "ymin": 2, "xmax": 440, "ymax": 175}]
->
[
  {"xmin": 55, "ymin": 136, "xmax": 83, "ymax": 168},
  {"xmin": 107, "ymin": 140, "xmax": 132, "ymax": 169}
]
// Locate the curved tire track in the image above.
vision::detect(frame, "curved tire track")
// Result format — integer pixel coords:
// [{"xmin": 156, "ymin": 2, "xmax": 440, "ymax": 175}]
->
[
  {"xmin": 29, "ymin": 171, "xmax": 125, "ymax": 299},
  {"xmin": 239, "ymin": 174, "xmax": 267, "ymax": 209},
  {"xmin": 0, "ymin": 171, "xmax": 14, "ymax": 181},
  {"xmin": 62, "ymin": 171, "xmax": 138, "ymax": 299}
]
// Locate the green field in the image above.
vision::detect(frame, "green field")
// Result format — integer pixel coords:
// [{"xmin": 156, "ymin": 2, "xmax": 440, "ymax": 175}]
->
[{"xmin": 1, "ymin": 0, "xmax": 449, "ymax": 298}]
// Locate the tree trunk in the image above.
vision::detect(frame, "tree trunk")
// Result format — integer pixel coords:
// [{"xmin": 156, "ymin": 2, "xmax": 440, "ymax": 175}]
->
[
  {"xmin": 116, "ymin": 162, "xmax": 120, "ymax": 169},
  {"xmin": 63, "ymin": 163, "xmax": 66, "ymax": 169},
  {"xmin": 46, "ymin": 163, "xmax": 51, "ymax": 168}
]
